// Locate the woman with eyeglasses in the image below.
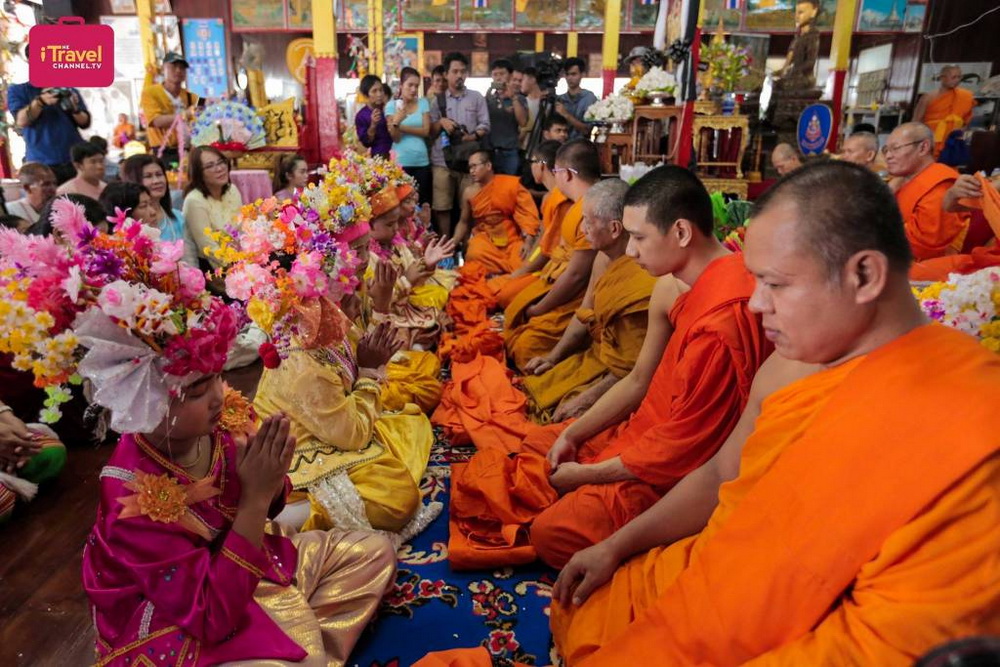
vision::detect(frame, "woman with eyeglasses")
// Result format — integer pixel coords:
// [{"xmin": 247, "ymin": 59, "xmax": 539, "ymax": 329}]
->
[
  {"xmin": 182, "ymin": 146, "xmax": 243, "ymax": 278},
  {"xmin": 121, "ymin": 154, "xmax": 198, "ymax": 266},
  {"xmin": 386, "ymin": 67, "xmax": 432, "ymax": 207}
]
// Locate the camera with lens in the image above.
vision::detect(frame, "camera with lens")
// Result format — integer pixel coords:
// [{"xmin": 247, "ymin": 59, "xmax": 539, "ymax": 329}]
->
[
  {"xmin": 44, "ymin": 87, "xmax": 76, "ymax": 112},
  {"xmin": 533, "ymin": 59, "xmax": 563, "ymax": 96}
]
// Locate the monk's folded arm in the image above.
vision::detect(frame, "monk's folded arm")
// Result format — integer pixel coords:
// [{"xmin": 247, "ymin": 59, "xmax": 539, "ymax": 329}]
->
[
  {"xmin": 581, "ymin": 457, "xmax": 637, "ymax": 485},
  {"xmin": 619, "ymin": 333, "xmax": 745, "ymax": 487},
  {"xmin": 531, "ymin": 249, "xmax": 597, "ymax": 315}
]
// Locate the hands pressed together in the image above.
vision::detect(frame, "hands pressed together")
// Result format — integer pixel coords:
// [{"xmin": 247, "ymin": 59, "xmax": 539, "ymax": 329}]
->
[
  {"xmin": 237, "ymin": 414, "xmax": 296, "ymax": 502},
  {"xmin": 356, "ymin": 322, "xmax": 404, "ymax": 370}
]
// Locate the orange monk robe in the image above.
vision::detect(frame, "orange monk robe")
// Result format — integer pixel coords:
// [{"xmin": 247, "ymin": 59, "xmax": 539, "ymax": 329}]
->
[
  {"xmin": 910, "ymin": 173, "xmax": 1000, "ymax": 281},
  {"xmin": 522, "ymin": 255, "xmax": 656, "ymax": 414},
  {"xmin": 465, "ymin": 174, "xmax": 540, "ymax": 276},
  {"xmin": 560, "ymin": 324, "xmax": 1000, "ymax": 666},
  {"xmin": 490, "ymin": 188, "xmax": 573, "ymax": 308},
  {"xmin": 896, "ymin": 163, "xmax": 969, "ymax": 260},
  {"xmin": 924, "ymin": 87, "xmax": 975, "ymax": 152},
  {"xmin": 504, "ymin": 200, "xmax": 591, "ymax": 371},
  {"xmin": 448, "ymin": 253, "xmax": 772, "ymax": 569}
]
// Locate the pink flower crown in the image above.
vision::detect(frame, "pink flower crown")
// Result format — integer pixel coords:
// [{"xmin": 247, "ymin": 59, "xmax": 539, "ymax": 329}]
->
[{"xmin": 0, "ymin": 198, "xmax": 238, "ymax": 430}]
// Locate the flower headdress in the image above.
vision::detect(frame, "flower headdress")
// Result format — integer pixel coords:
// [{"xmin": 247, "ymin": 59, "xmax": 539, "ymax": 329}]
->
[
  {"xmin": 914, "ymin": 267, "xmax": 1000, "ymax": 353},
  {"xmin": 0, "ymin": 199, "xmax": 239, "ymax": 430}
]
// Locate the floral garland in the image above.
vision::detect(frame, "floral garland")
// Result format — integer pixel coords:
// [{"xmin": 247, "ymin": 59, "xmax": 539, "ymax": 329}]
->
[
  {"xmin": 585, "ymin": 93, "xmax": 635, "ymax": 122},
  {"xmin": 0, "ymin": 198, "xmax": 238, "ymax": 426},
  {"xmin": 701, "ymin": 40, "xmax": 751, "ymax": 93},
  {"xmin": 914, "ymin": 267, "xmax": 1000, "ymax": 353},
  {"xmin": 635, "ymin": 67, "xmax": 677, "ymax": 95}
]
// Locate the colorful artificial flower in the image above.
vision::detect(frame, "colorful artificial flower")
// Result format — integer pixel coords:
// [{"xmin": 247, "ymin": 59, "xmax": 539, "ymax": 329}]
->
[
  {"xmin": 116, "ymin": 471, "xmax": 221, "ymax": 539},
  {"xmin": 915, "ymin": 267, "xmax": 1000, "ymax": 353},
  {"xmin": 218, "ymin": 383, "xmax": 257, "ymax": 445}
]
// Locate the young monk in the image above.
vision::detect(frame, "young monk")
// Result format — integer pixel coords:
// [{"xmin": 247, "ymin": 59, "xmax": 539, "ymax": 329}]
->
[
  {"xmin": 453, "ymin": 150, "xmax": 539, "ymax": 275},
  {"xmin": 550, "ymin": 160, "xmax": 1000, "ymax": 665},
  {"xmin": 504, "ymin": 139, "xmax": 600, "ymax": 371},
  {"xmin": 447, "ymin": 166, "xmax": 771, "ymax": 569},
  {"xmin": 521, "ymin": 178, "xmax": 661, "ymax": 422},
  {"xmin": 886, "ymin": 122, "xmax": 969, "ymax": 259}
]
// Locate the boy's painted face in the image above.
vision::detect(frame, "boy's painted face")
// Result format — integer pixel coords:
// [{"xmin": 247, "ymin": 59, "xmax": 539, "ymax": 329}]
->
[
  {"xmin": 351, "ymin": 233, "xmax": 372, "ymax": 276},
  {"xmin": 400, "ymin": 193, "xmax": 418, "ymax": 218},
  {"xmin": 154, "ymin": 374, "xmax": 225, "ymax": 445},
  {"xmin": 370, "ymin": 207, "xmax": 400, "ymax": 243}
]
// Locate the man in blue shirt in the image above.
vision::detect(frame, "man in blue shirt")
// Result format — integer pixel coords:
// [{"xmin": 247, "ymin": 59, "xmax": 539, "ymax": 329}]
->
[
  {"xmin": 9, "ymin": 74, "xmax": 91, "ymax": 184},
  {"xmin": 555, "ymin": 57, "xmax": 598, "ymax": 141}
]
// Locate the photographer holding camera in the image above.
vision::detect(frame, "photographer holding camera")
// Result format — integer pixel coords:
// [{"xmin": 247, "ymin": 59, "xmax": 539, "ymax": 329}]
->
[
  {"xmin": 486, "ymin": 59, "xmax": 527, "ymax": 176},
  {"xmin": 9, "ymin": 58, "xmax": 92, "ymax": 185}
]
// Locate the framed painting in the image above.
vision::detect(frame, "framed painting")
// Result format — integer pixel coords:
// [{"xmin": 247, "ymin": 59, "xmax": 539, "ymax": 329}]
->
[
  {"xmin": 630, "ymin": 0, "xmax": 659, "ymax": 30},
  {"xmin": 517, "ymin": 0, "xmax": 571, "ymax": 29},
  {"xmin": 231, "ymin": 0, "xmax": 285, "ymax": 30},
  {"xmin": 573, "ymin": 0, "xmax": 604, "ymax": 31},
  {"xmin": 902, "ymin": 2, "xmax": 925, "ymax": 33},
  {"xmin": 387, "ymin": 33, "xmax": 424, "ymax": 79},
  {"xmin": 588, "ymin": 52, "xmax": 602, "ymax": 77},
  {"xmin": 424, "ymin": 49, "xmax": 443, "ymax": 73},
  {"xmin": 702, "ymin": 0, "xmax": 742, "ymax": 30},
  {"xmin": 287, "ymin": 0, "xmax": 312, "ymax": 28},
  {"xmin": 857, "ymin": 0, "xmax": 905, "ymax": 31},
  {"xmin": 110, "ymin": 0, "xmax": 137, "ymax": 14},
  {"xmin": 401, "ymin": 0, "xmax": 458, "ymax": 29},
  {"xmin": 471, "ymin": 51, "xmax": 490, "ymax": 77},
  {"xmin": 342, "ymin": 0, "xmax": 369, "ymax": 31},
  {"xmin": 460, "ymin": 0, "xmax": 514, "ymax": 30}
]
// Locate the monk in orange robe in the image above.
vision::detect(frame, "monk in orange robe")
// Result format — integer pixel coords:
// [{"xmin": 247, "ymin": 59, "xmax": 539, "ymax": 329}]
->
[
  {"xmin": 447, "ymin": 166, "xmax": 771, "ymax": 569},
  {"xmin": 549, "ymin": 160, "xmax": 1000, "ymax": 666},
  {"xmin": 521, "ymin": 178, "xmax": 661, "ymax": 421},
  {"xmin": 886, "ymin": 123, "xmax": 969, "ymax": 260},
  {"xmin": 490, "ymin": 140, "xmax": 572, "ymax": 308},
  {"xmin": 453, "ymin": 150, "xmax": 539, "ymax": 276},
  {"xmin": 914, "ymin": 64, "xmax": 975, "ymax": 153},
  {"xmin": 504, "ymin": 140, "xmax": 601, "ymax": 371}
]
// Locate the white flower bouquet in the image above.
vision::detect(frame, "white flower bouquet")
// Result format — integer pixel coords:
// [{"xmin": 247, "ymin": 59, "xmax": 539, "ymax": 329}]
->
[
  {"xmin": 585, "ymin": 93, "xmax": 635, "ymax": 122},
  {"xmin": 635, "ymin": 66, "xmax": 677, "ymax": 95}
]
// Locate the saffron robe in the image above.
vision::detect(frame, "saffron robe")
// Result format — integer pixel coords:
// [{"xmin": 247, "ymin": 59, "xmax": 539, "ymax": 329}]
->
[
  {"xmin": 924, "ymin": 87, "xmax": 975, "ymax": 152},
  {"xmin": 465, "ymin": 175, "xmax": 540, "ymax": 276},
  {"xmin": 896, "ymin": 163, "xmax": 969, "ymax": 260},
  {"xmin": 447, "ymin": 253, "xmax": 771, "ymax": 569},
  {"xmin": 558, "ymin": 323, "xmax": 1000, "ymax": 666},
  {"xmin": 522, "ymin": 255, "xmax": 656, "ymax": 414},
  {"xmin": 504, "ymin": 200, "xmax": 590, "ymax": 371},
  {"xmin": 83, "ymin": 431, "xmax": 396, "ymax": 666}
]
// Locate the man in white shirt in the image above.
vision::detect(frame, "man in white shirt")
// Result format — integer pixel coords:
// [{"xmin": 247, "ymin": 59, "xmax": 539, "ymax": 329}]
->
[{"xmin": 6, "ymin": 162, "xmax": 57, "ymax": 225}]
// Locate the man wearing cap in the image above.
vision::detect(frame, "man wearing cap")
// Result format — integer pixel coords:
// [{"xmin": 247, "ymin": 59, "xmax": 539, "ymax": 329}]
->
[{"xmin": 140, "ymin": 52, "xmax": 200, "ymax": 167}]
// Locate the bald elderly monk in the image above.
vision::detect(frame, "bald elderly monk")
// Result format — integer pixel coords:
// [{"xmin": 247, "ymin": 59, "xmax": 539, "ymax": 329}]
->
[
  {"xmin": 914, "ymin": 64, "xmax": 975, "ymax": 153},
  {"xmin": 453, "ymin": 150, "xmax": 540, "ymax": 275},
  {"xmin": 886, "ymin": 122, "xmax": 969, "ymax": 260},
  {"xmin": 447, "ymin": 166, "xmax": 771, "ymax": 569},
  {"xmin": 490, "ymin": 139, "xmax": 572, "ymax": 308},
  {"xmin": 505, "ymin": 140, "xmax": 600, "ymax": 371},
  {"xmin": 522, "ymin": 178, "xmax": 660, "ymax": 421},
  {"xmin": 541, "ymin": 160, "xmax": 1000, "ymax": 666},
  {"xmin": 770, "ymin": 142, "xmax": 802, "ymax": 176},
  {"xmin": 840, "ymin": 131, "xmax": 878, "ymax": 169}
]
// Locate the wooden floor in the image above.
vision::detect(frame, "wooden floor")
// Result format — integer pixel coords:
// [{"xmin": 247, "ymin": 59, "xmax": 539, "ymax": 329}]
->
[{"xmin": 0, "ymin": 361, "xmax": 263, "ymax": 666}]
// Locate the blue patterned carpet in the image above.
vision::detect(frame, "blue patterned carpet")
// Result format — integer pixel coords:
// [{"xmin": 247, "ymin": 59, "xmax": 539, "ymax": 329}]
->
[{"xmin": 350, "ymin": 430, "xmax": 557, "ymax": 666}]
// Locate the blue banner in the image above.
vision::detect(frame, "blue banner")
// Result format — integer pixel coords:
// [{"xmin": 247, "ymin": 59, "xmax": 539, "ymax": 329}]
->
[
  {"xmin": 181, "ymin": 18, "xmax": 228, "ymax": 100},
  {"xmin": 797, "ymin": 103, "xmax": 833, "ymax": 156}
]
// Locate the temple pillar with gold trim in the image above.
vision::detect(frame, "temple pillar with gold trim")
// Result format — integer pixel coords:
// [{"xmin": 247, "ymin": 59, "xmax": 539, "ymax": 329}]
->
[
  {"xmin": 311, "ymin": 0, "xmax": 340, "ymax": 161},
  {"xmin": 600, "ymin": 0, "xmax": 622, "ymax": 97}
]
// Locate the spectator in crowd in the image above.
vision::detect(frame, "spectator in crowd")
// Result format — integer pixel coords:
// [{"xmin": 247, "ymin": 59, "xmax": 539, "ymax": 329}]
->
[
  {"xmin": 112, "ymin": 113, "xmax": 136, "ymax": 148},
  {"xmin": 428, "ymin": 52, "xmax": 490, "ymax": 237},
  {"xmin": 519, "ymin": 66, "xmax": 545, "ymax": 149},
  {"xmin": 5, "ymin": 162, "xmax": 57, "ymax": 227},
  {"xmin": 356, "ymin": 75, "xmax": 393, "ymax": 158},
  {"xmin": 0, "ymin": 215, "xmax": 30, "ymax": 233},
  {"xmin": 543, "ymin": 113, "xmax": 571, "ymax": 143},
  {"xmin": 99, "ymin": 182, "xmax": 158, "ymax": 227},
  {"xmin": 29, "ymin": 194, "xmax": 108, "ymax": 237},
  {"xmin": 88, "ymin": 136, "xmax": 119, "ymax": 181},
  {"xmin": 140, "ymin": 53, "xmax": 199, "ymax": 168},
  {"xmin": 56, "ymin": 142, "xmax": 108, "ymax": 200},
  {"xmin": 426, "ymin": 65, "xmax": 447, "ymax": 103},
  {"xmin": 182, "ymin": 146, "xmax": 243, "ymax": 279},
  {"xmin": 486, "ymin": 58, "xmax": 528, "ymax": 176},
  {"xmin": 8, "ymin": 56, "xmax": 92, "ymax": 184},
  {"xmin": 387, "ymin": 67, "xmax": 433, "ymax": 206},
  {"xmin": 555, "ymin": 57, "xmax": 598, "ymax": 140},
  {"xmin": 120, "ymin": 154, "xmax": 195, "ymax": 265},
  {"xmin": 272, "ymin": 153, "xmax": 310, "ymax": 201}
]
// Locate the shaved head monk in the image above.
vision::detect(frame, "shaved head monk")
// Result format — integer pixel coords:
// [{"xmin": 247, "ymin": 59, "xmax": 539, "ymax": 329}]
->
[
  {"xmin": 771, "ymin": 143, "xmax": 802, "ymax": 176},
  {"xmin": 504, "ymin": 139, "xmax": 601, "ymax": 371},
  {"xmin": 541, "ymin": 160, "xmax": 1000, "ymax": 665},
  {"xmin": 446, "ymin": 165, "xmax": 771, "ymax": 570},
  {"xmin": 886, "ymin": 122, "xmax": 969, "ymax": 260},
  {"xmin": 453, "ymin": 149, "xmax": 539, "ymax": 275},
  {"xmin": 839, "ymin": 131, "xmax": 878, "ymax": 169},
  {"xmin": 521, "ymin": 178, "xmax": 660, "ymax": 421},
  {"xmin": 913, "ymin": 64, "xmax": 974, "ymax": 154}
]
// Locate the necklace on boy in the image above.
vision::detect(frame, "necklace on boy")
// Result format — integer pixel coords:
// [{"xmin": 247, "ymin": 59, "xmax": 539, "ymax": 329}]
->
[{"xmin": 177, "ymin": 436, "xmax": 206, "ymax": 470}]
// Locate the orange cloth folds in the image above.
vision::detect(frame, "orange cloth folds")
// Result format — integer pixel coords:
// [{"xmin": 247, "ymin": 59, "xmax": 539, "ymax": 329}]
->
[
  {"xmin": 895, "ymin": 163, "xmax": 970, "ymax": 260},
  {"xmin": 465, "ymin": 175, "xmax": 540, "ymax": 275},
  {"xmin": 924, "ymin": 88, "xmax": 974, "ymax": 152}
]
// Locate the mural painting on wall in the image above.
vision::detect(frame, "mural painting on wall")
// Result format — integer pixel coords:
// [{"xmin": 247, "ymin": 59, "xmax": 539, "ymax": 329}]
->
[
  {"xmin": 460, "ymin": 0, "xmax": 514, "ymax": 29},
  {"xmin": 288, "ymin": 0, "xmax": 312, "ymax": 28},
  {"xmin": 343, "ymin": 0, "xmax": 369, "ymax": 30},
  {"xmin": 400, "ymin": 0, "xmax": 457, "ymax": 28},
  {"xmin": 631, "ymin": 0, "xmax": 658, "ymax": 29},
  {"xmin": 574, "ymin": 0, "xmax": 604, "ymax": 30},
  {"xmin": 471, "ymin": 51, "xmax": 490, "ymax": 76},
  {"xmin": 745, "ymin": 0, "xmax": 836, "ymax": 31},
  {"xmin": 702, "ymin": 0, "xmax": 742, "ymax": 29},
  {"xmin": 424, "ymin": 50, "xmax": 443, "ymax": 73},
  {"xmin": 902, "ymin": 2, "xmax": 925, "ymax": 33},
  {"xmin": 857, "ymin": 0, "xmax": 905, "ymax": 31},
  {"xmin": 516, "ymin": 0, "xmax": 571, "ymax": 30},
  {"xmin": 231, "ymin": 0, "xmax": 285, "ymax": 29}
]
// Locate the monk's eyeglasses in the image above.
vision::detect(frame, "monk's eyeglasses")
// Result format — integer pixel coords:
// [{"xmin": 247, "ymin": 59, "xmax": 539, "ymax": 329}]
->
[
  {"xmin": 880, "ymin": 140, "xmax": 923, "ymax": 156},
  {"xmin": 551, "ymin": 166, "xmax": 578, "ymax": 176},
  {"xmin": 528, "ymin": 158, "xmax": 546, "ymax": 165}
]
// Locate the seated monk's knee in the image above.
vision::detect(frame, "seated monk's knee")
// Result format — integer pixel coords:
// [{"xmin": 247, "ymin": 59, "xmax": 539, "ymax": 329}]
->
[
  {"xmin": 530, "ymin": 494, "xmax": 610, "ymax": 569},
  {"xmin": 363, "ymin": 477, "xmax": 421, "ymax": 533}
]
